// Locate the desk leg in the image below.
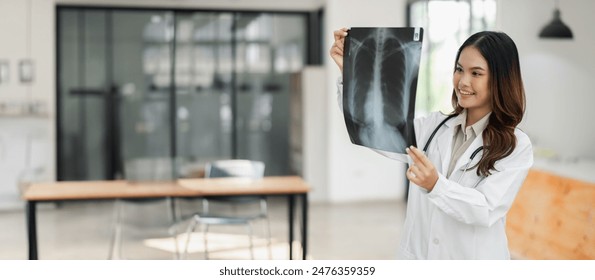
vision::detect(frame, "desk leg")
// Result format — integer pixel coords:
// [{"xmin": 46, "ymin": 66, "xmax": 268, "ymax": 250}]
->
[
  {"xmin": 301, "ymin": 193, "xmax": 308, "ymax": 260},
  {"xmin": 27, "ymin": 201, "xmax": 38, "ymax": 260},
  {"xmin": 288, "ymin": 194, "xmax": 295, "ymax": 260}
]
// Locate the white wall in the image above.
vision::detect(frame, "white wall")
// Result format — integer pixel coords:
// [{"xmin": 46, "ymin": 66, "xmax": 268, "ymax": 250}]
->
[
  {"xmin": 0, "ymin": 0, "xmax": 55, "ymax": 209},
  {"xmin": 32, "ymin": 0, "xmax": 57, "ymax": 181},
  {"xmin": 0, "ymin": 0, "xmax": 54, "ymax": 119},
  {"xmin": 301, "ymin": 67, "xmax": 329, "ymax": 202},
  {"xmin": 497, "ymin": 0, "xmax": 595, "ymax": 160},
  {"xmin": 324, "ymin": 0, "xmax": 409, "ymax": 203}
]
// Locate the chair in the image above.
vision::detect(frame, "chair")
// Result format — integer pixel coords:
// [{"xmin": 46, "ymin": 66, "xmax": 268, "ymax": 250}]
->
[
  {"xmin": 182, "ymin": 159, "xmax": 272, "ymax": 259},
  {"xmin": 108, "ymin": 157, "xmax": 179, "ymax": 259}
]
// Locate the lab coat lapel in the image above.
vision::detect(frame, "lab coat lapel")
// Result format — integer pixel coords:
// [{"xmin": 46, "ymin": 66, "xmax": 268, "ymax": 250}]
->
[
  {"xmin": 453, "ymin": 133, "xmax": 484, "ymax": 172},
  {"xmin": 435, "ymin": 122, "xmax": 454, "ymax": 175}
]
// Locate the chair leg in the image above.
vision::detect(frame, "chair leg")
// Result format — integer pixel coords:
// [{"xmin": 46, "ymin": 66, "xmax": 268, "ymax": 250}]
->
[
  {"xmin": 265, "ymin": 217, "xmax": 273, "ymax": 259},
  {"xmin": 173, "ymin": 198, "xmax": 183, "ymax": 222},
  {"xmin": 260, "ymin": 199, "xmax": 272, "ymax": 259},
  {"xmin": 167, "ymin": 198, "xmax": 180, "ymax": 260},
  {"xmin": 201, "ymin": 199, "xmax": 209, "ymax": 215},
  {"xmin": 203, "ymin": 224, "xmax": 210, "ymax": 260},
  {"xmin": 108, "ymin": 199, "xmax": 124, "ymax": 260},
  {"xmin": 200, "ymin": 199, "xmax": 210, "ymax": 260},
  {"xmin": 183, "ymin": 216, "xmax": 199, "ymax": 260},
  {"xmin": 247, "ymin": 223, "xmax": 254, "ymax": 260},
  {"xmin": 168, "ymin": 222, "xmax": 181, "ymax": 260}
]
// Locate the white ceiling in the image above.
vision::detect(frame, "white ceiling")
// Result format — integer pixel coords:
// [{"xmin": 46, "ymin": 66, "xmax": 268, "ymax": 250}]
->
[{"xmin": 56, "ymin": 0, "xmax": 326, "ymax": 11}]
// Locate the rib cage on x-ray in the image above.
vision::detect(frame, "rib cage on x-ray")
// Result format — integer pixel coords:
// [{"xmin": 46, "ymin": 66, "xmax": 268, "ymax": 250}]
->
[{"xmin": 343, "ymin": 28, "xmax": 423, "ymax": 153}]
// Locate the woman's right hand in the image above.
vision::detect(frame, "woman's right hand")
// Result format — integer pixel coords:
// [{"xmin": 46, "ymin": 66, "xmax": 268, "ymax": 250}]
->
[{"xmin": 329, "ymin": 27, "xmax": 349, "ymax": 71}]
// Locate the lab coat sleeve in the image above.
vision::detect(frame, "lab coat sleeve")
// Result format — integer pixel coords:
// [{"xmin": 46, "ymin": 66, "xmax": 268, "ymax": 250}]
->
[
  {"xmin": 426, "ymin": 132, "xmax": 533, "ymax": 227},
  {"xmin": 335, "ymin": 76, "xmax": 409, "ymax": 163}
]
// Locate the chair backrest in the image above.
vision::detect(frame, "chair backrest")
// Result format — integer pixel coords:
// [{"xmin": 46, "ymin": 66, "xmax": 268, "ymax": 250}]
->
[
  {"xmin": 122, "ymin": 157, "xmax": 175, "ymax": 203},
  {"xmin": 205, "ymin": 160, "xmax": 265, "ymax": 179},
  {"xmin": 124, "ymin": 157, "xmax": 175, "ymax": 182}
]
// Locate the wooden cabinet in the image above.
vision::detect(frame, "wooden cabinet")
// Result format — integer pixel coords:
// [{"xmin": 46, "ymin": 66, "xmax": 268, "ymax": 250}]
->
[{"xmin": 506, "ymin": 169, "xmax": 595, "ymax": 259}]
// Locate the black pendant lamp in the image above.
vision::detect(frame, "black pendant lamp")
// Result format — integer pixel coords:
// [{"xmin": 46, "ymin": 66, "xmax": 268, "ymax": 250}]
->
[{"xmin": 539, "ymin": 1, "xmax": 573, "ymax": 39}]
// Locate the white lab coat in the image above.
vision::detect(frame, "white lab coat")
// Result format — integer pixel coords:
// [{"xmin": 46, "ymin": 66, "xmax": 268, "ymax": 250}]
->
[
  {"xmin": 399, "ymin": 112, "xmax": 533, "ymax": 259},
  {"xmin": 336, "ymin": 79, "xmax": 534, "ymax": 259}
]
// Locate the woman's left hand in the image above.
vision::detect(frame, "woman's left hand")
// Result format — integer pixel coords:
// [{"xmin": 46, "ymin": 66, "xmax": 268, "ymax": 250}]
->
[{"xmin": 406, "ymin": 146, "xmax": 439, "ymax": 192}]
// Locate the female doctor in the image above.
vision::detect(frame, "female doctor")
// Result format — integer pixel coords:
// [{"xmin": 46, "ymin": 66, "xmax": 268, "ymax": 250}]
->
[{"xmin": 330, "ymin": 29, "xmax": 533, "ymax": 259}]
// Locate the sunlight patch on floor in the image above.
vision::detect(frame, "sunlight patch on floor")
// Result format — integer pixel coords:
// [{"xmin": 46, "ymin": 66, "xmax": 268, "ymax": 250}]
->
[{"xmin": 143, "ymin": 232, "xmax": 308, "ymax": 260}]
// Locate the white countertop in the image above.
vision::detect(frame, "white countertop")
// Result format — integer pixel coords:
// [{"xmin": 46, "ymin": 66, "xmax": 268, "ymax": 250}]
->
[{"xmin": 532, "ymin": 156, "xmax": 595, "ymax": 184}]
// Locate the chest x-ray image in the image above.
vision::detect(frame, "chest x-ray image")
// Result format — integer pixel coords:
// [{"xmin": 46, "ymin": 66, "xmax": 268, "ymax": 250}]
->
[{"xmin": 343, "ymin": 27, "xmax": 423, "ymax": 153}]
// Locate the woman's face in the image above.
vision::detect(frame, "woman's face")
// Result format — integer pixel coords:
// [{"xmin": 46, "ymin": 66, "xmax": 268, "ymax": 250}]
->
[{"xmin": 453, "ymin": 46, "xmax": 492, "ymax": 115}]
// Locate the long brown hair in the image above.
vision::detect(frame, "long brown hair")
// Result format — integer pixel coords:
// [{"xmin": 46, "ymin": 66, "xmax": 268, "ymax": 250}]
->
[{"xmin": 451, "ymin": 31, "xmax": 526, "ymax": 177}]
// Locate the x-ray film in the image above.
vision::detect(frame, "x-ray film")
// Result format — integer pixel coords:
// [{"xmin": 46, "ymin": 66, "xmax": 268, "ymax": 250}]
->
[{"xmin": 343, "ymin": 27, "xmax": 423, "ymax": 153}]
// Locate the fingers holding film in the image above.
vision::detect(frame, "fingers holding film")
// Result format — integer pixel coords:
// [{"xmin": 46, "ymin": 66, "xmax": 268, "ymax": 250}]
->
[
  {"xmin": 333, "ymin": 28, "xmax": 349, "ymax": 41},
  {"xmin": 406, "ymin": 146, "xmax": 423, "ymax": 169},
  {"xmin": 406, "ymin": 146, "xmax": 439, "ymax": 191},
  {"xmin": 333, "ymin": 40, "xmax": 344, "ymax": 54},
  {"xmin": 407, "ymin": 146, "xmax": 431, "ymax": 170},
  {"xmin": 406, "ymin": 167, "xmax": 416, "ymax": 181},
  {"xmin": 410, "ymin": 146, "xmax": 434, "ymax": 169},
  {"xmin": 330, "ymin": 28, "xmax": 349, "ymax": 71},
  {"xmin": 408, "ymin": 165, "xmax": 417, "ymax": 177}
]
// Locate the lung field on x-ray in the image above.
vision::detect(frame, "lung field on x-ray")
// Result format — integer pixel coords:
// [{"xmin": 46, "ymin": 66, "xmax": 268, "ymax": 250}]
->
[{"xmin": 343, "ymin": 28, "xmax": 422, "ymax": 153}]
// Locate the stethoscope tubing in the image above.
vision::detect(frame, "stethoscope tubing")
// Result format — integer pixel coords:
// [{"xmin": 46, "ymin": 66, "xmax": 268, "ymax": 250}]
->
[{"xmin": 422, "ymin": 114, "xmax": 484, "ymax": 186}]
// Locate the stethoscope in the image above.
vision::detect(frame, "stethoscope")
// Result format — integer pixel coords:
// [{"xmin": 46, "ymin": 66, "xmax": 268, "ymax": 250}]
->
[{"xmin": 422, "ymin": 114, "xmax": 485, "ymax": 185}]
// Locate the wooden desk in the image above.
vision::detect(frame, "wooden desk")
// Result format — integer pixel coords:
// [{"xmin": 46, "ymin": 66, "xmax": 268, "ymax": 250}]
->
[{"xmin": 23, "ymin": 176, "xmax": 310, "ymax": 260}]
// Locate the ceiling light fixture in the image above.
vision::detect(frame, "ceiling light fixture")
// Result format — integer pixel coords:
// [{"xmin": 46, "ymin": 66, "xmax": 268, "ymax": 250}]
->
[{"xmin": 539, "ymin": 0, "xmax": 573, "ymax": 39}]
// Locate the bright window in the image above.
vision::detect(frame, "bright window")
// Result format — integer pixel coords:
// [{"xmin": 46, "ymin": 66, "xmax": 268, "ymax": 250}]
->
[{"xmin": 408, "ymin": 0, "xmax": 497, "ymax": 115}]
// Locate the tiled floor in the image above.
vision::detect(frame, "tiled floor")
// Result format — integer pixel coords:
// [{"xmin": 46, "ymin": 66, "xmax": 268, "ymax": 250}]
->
[{"xmin": 0, "ymin": 197, "xmax": 406, "ymax": 260}]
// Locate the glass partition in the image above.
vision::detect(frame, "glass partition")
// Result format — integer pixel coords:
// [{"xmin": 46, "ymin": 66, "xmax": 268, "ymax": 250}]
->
[
  {"xmin": 113, "ymin": 10, "xmax": 175, "ymax": 180},
  {"xmin": 58, "ymin": 7, "xmax": 309, "ymax": 180},
  {"xmin": 58, "ymin": 9, "xmax": 110, "ymax": 180},
  {"xmin": 174, "ymin": 12, "xmax": 234, "ymax": 177},
  {"xmin": 234, "ymin": 13, "xmax": 306, "ymax": 175},
  {"xmin": 58, "ymin": 8, "xmax": 175, "ymax": 180}
]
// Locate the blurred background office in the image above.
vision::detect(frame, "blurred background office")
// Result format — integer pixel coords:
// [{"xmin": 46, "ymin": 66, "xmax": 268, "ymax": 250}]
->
[{"xmin": 0, "ymin": 0, "xmax": 593, "ymax": 259}]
